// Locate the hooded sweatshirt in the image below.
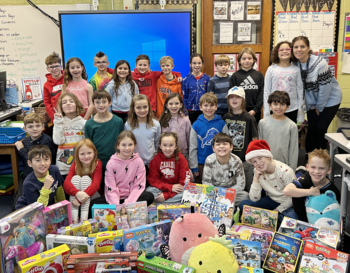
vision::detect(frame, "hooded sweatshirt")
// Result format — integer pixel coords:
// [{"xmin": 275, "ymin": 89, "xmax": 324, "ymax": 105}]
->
[
  {"xmin": 147, "ymin": 152, "xmax": 191, "ymax": 201},
  {"xmin": 189, "ymin": 114, "xmax": 227, "ymax": 173},
  {"xmin": 106, "ymin": 79, "xmax": 139, "ymax": 112},
  {"xmin": 182, "ymin": 73, "xmax": 210, "ymax": 111},
  {"xmin": 53, "ymin": 115, "xmax": 86, "ymax": 175},
  {"xmin": 43, "ymin": 71, "xmax": 64, "ymax": 121},
  {"xmin": 156, "ymin": 74, "xmax": 182, "ymax": 118},
  {"xmin": 105, "ymin": 153, "xmax": 146, "ymax": 204},
  {"xmin": 132, "ymin": 69, "xmax": 181, "ymax": 111}
]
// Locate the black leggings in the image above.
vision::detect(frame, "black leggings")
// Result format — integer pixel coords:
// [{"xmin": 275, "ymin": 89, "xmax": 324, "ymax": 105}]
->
[{"xmin": 305, "ymin": 104, "xmax": 340, "ymax": 153}]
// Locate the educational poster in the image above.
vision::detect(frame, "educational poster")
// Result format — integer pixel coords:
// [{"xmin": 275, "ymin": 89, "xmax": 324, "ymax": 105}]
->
[
  {"xmin": 237, "ymin": 22, "xmax": 252, "ymax": 42},
  {"xmin": 344, "ymin": 14, "xmax": 350, "ymax": 53},
  {"xmin": 313, "ymin": 52, "xmax": 338, "ymax": 78},
  {"xmin": 247, "ymin": 1, "xmax": 261, "ymax": 20},
  {"xmin": 230, "ymin": 1, "xmax": 245, "ymax": 21},
  {"xmin": 214, "ymin": 2, "xmax": 228, "ymax": 20},
  {"xmin": 219, "ymin": 22, "xmax": 234, "ymax": 43},
  {"xmin": 21, "ymin": 77, "xmax": 42, "ymax": 100},
  {"xmin": 213, "ymin": 54, "xmax": 237, "ymax": 75}
]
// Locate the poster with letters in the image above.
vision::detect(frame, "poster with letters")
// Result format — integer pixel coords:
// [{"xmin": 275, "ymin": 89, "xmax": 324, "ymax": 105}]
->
[
  {"xmin": 214, "ymin": 2, "xmax": 228, "ymax": 20},
  {"xmin": 220, "ymin": 22, "xmax": 234, "ymax": 43},
  {"xmin": 237, "ymin": 22, "xmax": 252, "ymax": 42},
  {"xmin": 230, "ymin": 1, "xmax": 245, "ymax": 21},
  {"xmin": 247, "ymin": 1, "xmax": 261, "ymax": 20}
]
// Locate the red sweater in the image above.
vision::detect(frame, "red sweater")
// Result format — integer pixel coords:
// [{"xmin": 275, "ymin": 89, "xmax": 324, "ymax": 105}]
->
[
  {"xmin": 147, "ymin": 152, "xmax": 190, "ymax": 200},
  {"xmin": 132, "ymin": 69, "xmax": 181, "ymax": 111},
  {"xmin": 43, "ymin": 71, "xmax": 64, "ymax": 121},
  {"xmin": 63, "ymin": 160, "xmax": 102, "ymax": 197}
]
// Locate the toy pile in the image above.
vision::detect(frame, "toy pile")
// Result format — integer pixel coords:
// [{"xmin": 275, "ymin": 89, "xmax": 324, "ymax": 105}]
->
[{"xmin": 0, "ymin": 183, "xmax": 347, "ymax": 273}]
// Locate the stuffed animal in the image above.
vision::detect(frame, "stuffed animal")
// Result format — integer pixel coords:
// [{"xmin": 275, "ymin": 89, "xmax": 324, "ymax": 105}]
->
[
  {"xmin": 161, "ymin": 203, "xmax": 225, "ymax": 265},
  {"xmin": 305, "ymin": 190, "xmax": 340, "ymax": 230},
  {"xmin": 188, "ymin": 235, "xmax": 239, "ymax": 273}
]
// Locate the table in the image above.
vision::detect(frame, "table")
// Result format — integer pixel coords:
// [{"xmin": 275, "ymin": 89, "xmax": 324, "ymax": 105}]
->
[
  {"xmin": 0, "ymin": 143, "xmax": 19, "ymax": 193},
  {"xmin": 334, "ymin": 154, "xmax": 350, "ymax": 218},
  {"xmin": 325, "ymin": 133, "xmax": 350, "ymax": 181},
  {"xmin": 0, "ymin": 99, "xmax": 43, "ymax": 122}
]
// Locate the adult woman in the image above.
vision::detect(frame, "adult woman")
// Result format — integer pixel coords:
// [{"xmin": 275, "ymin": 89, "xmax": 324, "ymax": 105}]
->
[{"xmin": 292, "ymin": 36, "xmax": 342, "ymax": 153}]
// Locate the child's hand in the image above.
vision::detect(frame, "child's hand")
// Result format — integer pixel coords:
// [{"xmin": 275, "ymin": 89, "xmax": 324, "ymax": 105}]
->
[
  {"xmin": 15, "ymin": 141, "xmax": 24, "ymax": 151},
  {"xmin": 172, "ymin": 184, "xmax": 184, "ymax": 193},
  {"xmin": 53, "ymin": 107, "xmax": 62, "ymax": 119},
  {"xmin": 155, "ymin": 193, "xmax": 165, "ymax": 203},
  {"xmin": 253, "ymin": 168, "xmax": 263, "ymax": 182},
  {"xmin": 76, "ymin": 191, "xmax": 89, "ymax": 203},
  {"xmin": 309, "ymin": 186, "xmax": 320, "ymax": 196},
  {"xmin": 43, "ymin": 175, "xmax": 55, "ymax": 190},
  {"xmin": 194, "ymin": 172, "xmax": 199, "ymax": 176},
  {"xmin": 283, "ymin": 264, "xmax": 295, "ymax": 271},
  {"xmin": 71, "ymin": 198, "xmax": 80, "ymax": 208},
  {"xmin": 177, "ymin": 77, "xmax": 183, "ymax": 83},
  {"xmin": 249, "ymin": 110, "xmax": 256, "ymax": 116}
]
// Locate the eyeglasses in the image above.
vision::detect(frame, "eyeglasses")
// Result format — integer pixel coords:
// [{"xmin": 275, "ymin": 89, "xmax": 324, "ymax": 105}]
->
[
  {"xmin": 94, "ymin": 61, "xmax": 108, "ymax": 65},
  {"xmin": 47, "ymin": 65, "xmax": 61, "ymax": 70},
  {"xmin": 278, "ymin": 48, "xmax": 291, "ymax": 52}
]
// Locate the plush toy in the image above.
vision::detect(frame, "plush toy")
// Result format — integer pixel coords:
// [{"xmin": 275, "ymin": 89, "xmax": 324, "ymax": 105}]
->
[
  {"xmin": 305, "ymin": 190, "xmax": 340, "ymax": 230},
  {"xmin": 161, "ymin": 203, "xmax": 225, "ymax": 265},
  {"xmin": 188, "ymin": 235, "xmax": 239, "ymax": 273}
]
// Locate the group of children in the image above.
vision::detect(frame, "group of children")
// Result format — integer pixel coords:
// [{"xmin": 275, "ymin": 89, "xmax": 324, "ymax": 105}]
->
[{"xmin": 13, "ymin": 45, "xmax": 340, "ymax": 228}]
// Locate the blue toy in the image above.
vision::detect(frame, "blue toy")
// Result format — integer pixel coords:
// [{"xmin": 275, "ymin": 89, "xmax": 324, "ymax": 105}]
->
[{"xmin": 305, "ymin": 190, "xmax": 340, "ymax": 230}]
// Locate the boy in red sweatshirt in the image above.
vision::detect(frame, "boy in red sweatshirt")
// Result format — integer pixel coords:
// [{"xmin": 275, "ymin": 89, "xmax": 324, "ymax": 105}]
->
[
  {"xmin": 43, "ymin": 52, "xmax": 64, "ymax": 121},
  {"xmin": 132, "ymin": 54, "xmax": 182, "ymax": 112}
]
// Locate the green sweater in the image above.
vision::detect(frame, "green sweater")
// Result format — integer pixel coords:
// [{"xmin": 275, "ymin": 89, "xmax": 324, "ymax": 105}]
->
[{"xmin": 85, "ymin": 115, "xmax": 124, "ymax": 168}]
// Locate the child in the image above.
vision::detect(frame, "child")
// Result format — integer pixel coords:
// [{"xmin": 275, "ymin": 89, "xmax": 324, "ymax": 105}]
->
[
  {"xmin": 125, "ymin": 94, "xmax": 161, "ymax": 167},
  {"xmin": 202, "ymin": 133, "xmax": 249, "ymax": 206},
  {"xmin": 131, "ymin": 54, "xmax": 181, "ymax": 112},
  {"xmin": 264, "ymin": 41, "xmax": 304, "ymax": 123},
  {"xmin": 15, "ymin": 113, "xmax": 54, "ymax": 178},
  {"xmin": 230, "ymin": 47, "xmax": 264, "ymax": 124},
  {"xmin": 223, "ymin": 86, "xmax": 258, "ymax": 190},
  {"xmin": 53, "ymin": 93, "xmax": 86, "ymax": 178},
  {"xmin": 106, "ymin": 60, "xmax": 139, "ymax": 121},
  {"xmin": 89, "ymin": 51, "xmax": 114, "ymax": 91},
  {"xmin": 155, "ymin": 56, "xmax": 182, "ymax": 118},
  {"xmin": 258, "ymin": 91, "xmax": 298, "ymax": 171},
  {"xmin": 63, "ymin": 139, "xmax": 102, "ymax": 223},
  {"xmin": 43, "ymin": 52, "xmax": 64, "ymax": 121},
  {"xmin": 208, "ymin": 54, "xmax": 231, "ymax": 117},
  {"xmin": 62, "ymin": 57, "xmax": 94, "ymax": 120},
  {"xmin": 159, "ymin": 93, "xmax": 191, "ymax": 160},
  {"xmin": 15, "ymin": 145, "xmax": 65, "ymax": 210},
  {"xmin": 84, "ymin": 90, "xmax": 124, "ymax": 185},
  {"xmin": 90, "ymin": 131, "xmax": 154, "ymax": 207},
  {"xmin": 283, "ymin": 149, "xmax": 341, "ymax": 222},
  {"xmin": 239, "ymin": 140, "xmax": 298, "ymax": 222},
  {"xmin": 189, "ymin": 92, "xmax": 227, "ymax": 184},
  {"xmin": 182, "ymin": 53, "xmax": 210, "ymax": 124},
  {"xmin": 146, "ymin": 132, "xmax": 190, "ymax": 203}
]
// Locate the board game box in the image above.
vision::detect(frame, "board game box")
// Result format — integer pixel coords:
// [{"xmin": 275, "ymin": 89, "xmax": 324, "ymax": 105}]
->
[
  {"xmin": 157, "ymin": 203, "xmax": 199, "ymax": 222},
  {"xmin": 43, "ymin": 200, "xmax": 72, "ymax": 235},
  {"xmin": 181, "ymin": 182, "xmax": 236, "ymax": 228},
  {"xmin": 46, "ymin": 234, "xmax": 96, "ymax": 254},
  {"xmin": 263, "ymin": 233, "xmax": 303, "ymax": 273},
  {"xmin": 242, "ymin": 205, "xmax": 278, "ymax": 231},
  {"xmin": 231, "ymin": 239, "xmax": 261, "ymax": 268}
]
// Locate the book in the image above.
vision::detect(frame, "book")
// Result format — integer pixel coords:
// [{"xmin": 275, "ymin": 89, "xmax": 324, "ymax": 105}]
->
[
  {"xmin": 231, "ymin": 239, "xmax": 261, "ymax": 268},
  {"xmin": 242, "ymin": 205, "xmax": 278, "ymax": 231}
]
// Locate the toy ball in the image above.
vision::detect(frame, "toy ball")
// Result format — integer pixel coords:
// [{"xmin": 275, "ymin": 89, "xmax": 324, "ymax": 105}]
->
[{"xmin": 126, "ymin": 240, "xmax": 139, "ymax": 252}]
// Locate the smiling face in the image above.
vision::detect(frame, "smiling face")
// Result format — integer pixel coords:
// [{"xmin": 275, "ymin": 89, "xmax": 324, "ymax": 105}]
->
[
  {"xmin": 116, "ymin": 63, "xmax": 130, "ymax": 80},
  {"xmin": 93, "ymin": 55, "xmax": 109, "ymax": 72},
  {"xmin": 250, "ymin": 156, "xmax": 272, "ymax": 172},
  {"xmin": 134, "ymin": 99, "xmax": 149, "ymax": 119},
  {"xmin": 269, "ymin": 101, "xmax": 289, "ymax": 117},
  {"xmin": 160, "ymin": 61, "xmax": 174, "ymax": 76},
  {"xmin": 190, "ymin": 56, "xmax": 203, "ymax": 75},
  {"xmin": 69, "ymin": 61, "xmax": 83, "ymax": 79},
  {"xmin": 159, "ymin": 136, "xmax": 177, "ymax": 158},
  {"xmin": 293, "ymin": 40, "xmax": 310, "ymax": 63},
  {"xmin": 78, "ymin": 145, "xmax": 95, "ymax": 167},
  {"xmin": 93, "ymin": 97, "xmax": 111, "ymax": 114},
  {"xmin": 61, "ymin": 95, "xmax": 77, "ymax": 116},
  {"xmin": 25, "ymin": 122, "xmax": 44, "ymax": 140},
  {"xmin": 278, "ymin": 43, "xmax": 292, "ymax": 62},
  {"xmin": 117, "ymin": 137, "xmax": 135, "ymax": 160},
  {"xmin": 28, "ymin": 155, "xmax": 51, "ymax": 177},
  {"xmin": 166, "ymin": 96, "xmax": 182, "ymax": 116},
  {"xmin": 136, "ymin": 59, "xmax": 150, "ymax": 74},
  {"xmin": 240, "ymin": 52, "xmax": 254, "ymax": 70},
  {"xmin": 212, "ymin": 141, "xmax": 233, "ymax": 158},
  {"xmin": 46, "ymin": 62, "xmax": 62, "ymax": 79},
  {"xmin": 228, "ymin": 94, "xmax": 243, "ymax": 111},
  {"xmin": 306, "ymin": 156, "xmax": 331, "ymax": 185},
  {"xmin": 199, "ymin": 102, "xmax": 217, "ymax": 120}
]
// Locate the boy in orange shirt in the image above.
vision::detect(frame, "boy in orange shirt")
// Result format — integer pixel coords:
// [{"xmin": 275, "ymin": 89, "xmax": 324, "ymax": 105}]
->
[{"xmin": 156, "ymin": 56, "xmax": 183, "ymax": 118}]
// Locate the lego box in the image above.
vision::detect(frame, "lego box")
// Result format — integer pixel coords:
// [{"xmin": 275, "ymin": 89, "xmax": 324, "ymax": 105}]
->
[
  {"xmin": 242, "ymin": 206, "xmax": 278, "ymax": 231},
  {"xmin": 157, "ymin": 203, "xmax": 199, "ymax": 222},
  {"xmin": 43, "ymin": 200, "xmax": 72, "ymax": 235},
  {"xmin": 46, "ymin": 234, "xmax": 96, "ymax": 254},
  {"xmin": 58, "ymin": 219, "xmax": 98, "ymax": 237},
  {"xmin": 231, "ymin": 239, "xmax": 261, "ymax": 268},
  {"xmin": 18, "ymin": 244, "xmax": 70, "ymax": 273},
  {"xmin": 89, "ymin": 230, "xmax": 124, "ymax": 253}
]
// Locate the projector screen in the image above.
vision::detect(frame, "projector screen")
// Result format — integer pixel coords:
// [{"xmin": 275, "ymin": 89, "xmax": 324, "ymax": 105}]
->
[{"xmin": 59, "ymin": 10, "xmax": 192, "ymax": 79}]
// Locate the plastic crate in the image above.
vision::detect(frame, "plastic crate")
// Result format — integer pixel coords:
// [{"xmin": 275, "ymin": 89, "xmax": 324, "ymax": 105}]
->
[{"xmin": 0, "ymin": 127, "xmax": 26, "ymax": 144}]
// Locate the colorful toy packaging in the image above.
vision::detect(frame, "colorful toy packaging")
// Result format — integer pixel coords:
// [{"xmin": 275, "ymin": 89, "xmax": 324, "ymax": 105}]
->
[
  {"xmin": 241, "ymin": 206, "xmax": 278, "ymax": 231},
  {"xmin": 43, "ymin": 200, "xmax": 72, "ymax": 235},
  {"xmin": 298, "ymin": 241, "xmax": 349, "ymax": 273},
  {"xmin": 226, "ymin": 230, "xmax": 250, "ymax": 240},
  {"xmin": 239, "ymin": 267, "xmax": 264, "ymax": 273},
  {"xmin": 278, "ymin": 216, "xmax": 339, "ymax": 249},
  {"xmin": 58, "ymin": 219, "xmax": 98, "ymax": 237},
  {"xmin": 148, "ymin": 207, "xmax": 158, "ymax": 224},
  {"xmin": 123, "ymin": 220, "xmax": 172, "ymax": 258},
  {"xmin": 18, "ymin": 244, "xmax": 70, "ymax": 273},
  {"xmin": 94, "ymin": 258, "xmax": 132, "ymax": 272},
  {"xmin": 182, "ymin": 183, "xmax": 236, "ymax": 228},
  {"xmin": 157, "ymin": 203, "xmax": 199, "ymax": 222},
  {"xmin": 0, "ymin": 202, "xmax": 47, "ymax": 273},
  {"xmin": 92, "ymin": 204, "xmax": 118, "ymax": 232},
  {"xmin": 89, "ymin": 230, "xmax": 124, "ymax": 253},
  {"xmin": 231, "ymin": 239, "xmax": 261, "ymax": 268},
  {"xmin": 137, "ymin": 252, "xmax": 196, "ymax": 273},
  {"xmin": 46, "ymin": 234, "xmax": 96, "ymax": 254},
  {"xmin": 263, "ymin": 233, "xmax": 303, "ymax": 273},
  {"xmin": 66, "ymin": 252, "xmax": 138, "ymax": 273}
]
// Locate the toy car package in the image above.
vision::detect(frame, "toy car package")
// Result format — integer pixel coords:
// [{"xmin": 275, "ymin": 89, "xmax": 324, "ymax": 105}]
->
[
  {"xmin": 241, "ymin": 205, "xmax": 278, "ymax": 231},
  {"xmin": 46, "ymin": 234, "xmax": 96, "ymax": 254},
  {"xmin": 230, "ymin": 239, "xmax": 261, "ymax": 268}
]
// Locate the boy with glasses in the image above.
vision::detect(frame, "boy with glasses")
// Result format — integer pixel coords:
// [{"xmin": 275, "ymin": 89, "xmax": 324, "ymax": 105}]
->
[
  {"xmin": 43, "ymin": 52, "xmax": 64, "ymax": 121},
  {"xmin": 89, "ymin": 51, "xmax": 114, "ymax": 91}
]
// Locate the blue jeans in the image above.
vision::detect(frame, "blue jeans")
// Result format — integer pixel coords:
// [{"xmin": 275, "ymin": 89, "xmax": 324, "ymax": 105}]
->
[
  {"xmin": 239, "ymin": 196, "xmax": 298, "ymax": 224},
  {"xmin": 145, "ymin": 186, "xmax": 183, "ymax": 204}
]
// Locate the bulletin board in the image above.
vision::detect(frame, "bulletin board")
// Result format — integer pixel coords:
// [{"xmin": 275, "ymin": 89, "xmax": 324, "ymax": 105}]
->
[{"xmin": 274, "ymin": 0, "xmax": 338, "ymax": 52}]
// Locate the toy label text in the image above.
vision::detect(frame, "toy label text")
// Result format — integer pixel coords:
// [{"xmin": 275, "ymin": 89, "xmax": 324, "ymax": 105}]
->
[
  {"xmin": 28, "ymin": 266, "xmax": 44, "ymax": 273},
  {"xmin": 315, "ymin": 246, "xmax": 331, "ymax": 255},
  {"xmin": 98, "ymin": 239, "xmax": 114, "ymax": 247},
  {"xmin": 135, "ymin": 229, "xmax": 151, "ymax": 237}
]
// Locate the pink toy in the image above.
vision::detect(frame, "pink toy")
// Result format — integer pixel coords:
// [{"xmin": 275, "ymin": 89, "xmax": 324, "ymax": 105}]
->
[
  {"xmin": 43, "ymin": 200, "xmax": 72, "ymax": 235},
  {"xmin": 5, "ymin": 241, "xmax": 45, "ymax": 262}
]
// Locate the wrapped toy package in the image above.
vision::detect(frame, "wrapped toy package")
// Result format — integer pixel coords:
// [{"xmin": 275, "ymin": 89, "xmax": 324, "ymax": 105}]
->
[
  {"xmin": 0, "ymin": 202, "xmax": 46, "ymax": 273},
  {"xmin": 18, "ymin": 244, "xmax": 70, "ymax": 273},
  {"xmin": 94, "ymin": 257, "xmax": 131, "ymax": 272},
  {"xmin": 58, "ymin": 219, "xmax": 98, "ymax": 237},
  {"xmin": 241, "ymin": 206, "xmax": 278, "ymax": 232},
  {"xmin": 43, "ymin": 200, "xmax": 72, "ymax": 235},
  {"xmin": 157, "ymin": 203, "xmax": 199, "ymax": 222},
  {"xmin": 46, "ymin": 234, "xmax": 96, "ymax": 254},
  {"xmin": 89, "ymin": 230, "xmax": 124, "ymax": 253}
]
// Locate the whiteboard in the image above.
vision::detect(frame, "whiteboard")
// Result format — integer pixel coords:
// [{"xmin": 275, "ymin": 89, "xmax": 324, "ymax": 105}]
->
[{"xmin": 0, "ymin": 5, "xmax": 76, "ymax": 92}]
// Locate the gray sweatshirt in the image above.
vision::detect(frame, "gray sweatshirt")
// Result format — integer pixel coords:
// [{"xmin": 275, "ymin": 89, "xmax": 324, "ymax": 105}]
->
[{"xmin": 106, "ymin": 79, "xmax": 139, "ymax": 112}]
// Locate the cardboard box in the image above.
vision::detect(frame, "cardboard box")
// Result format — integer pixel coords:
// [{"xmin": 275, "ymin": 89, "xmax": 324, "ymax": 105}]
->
[
  {"xmin": 157, "ymin": 203, "xmax": 199, "ymax": 222},
  {"xmin": 58, "ymin": 219, "xmax": 98, "ymax": 237},
  {"xmin": 89, "ymin": 230, "xmax": 124, "ymax": 253},
  {"xmin": 241, "ymin": 206, "xmax": 278, "ymax": 232},
  {"xmin": 46, "ymin": 234, "xmax": 96, "ymax": 254},
  {"xmin": 43, "ymin": 200, "xmax": 72, "ymax": 235}
]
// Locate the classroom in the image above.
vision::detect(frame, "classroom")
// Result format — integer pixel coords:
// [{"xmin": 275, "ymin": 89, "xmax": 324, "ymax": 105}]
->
[{"xmin": 0, "ymin": 0, "xmax": 350, "ymax": 272}]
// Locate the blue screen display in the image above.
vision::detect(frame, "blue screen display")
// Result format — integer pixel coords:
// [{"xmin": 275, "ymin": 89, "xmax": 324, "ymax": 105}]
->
[{"xmin": 59, "ymin": 12, "xmax": 191, "ymax": 80}]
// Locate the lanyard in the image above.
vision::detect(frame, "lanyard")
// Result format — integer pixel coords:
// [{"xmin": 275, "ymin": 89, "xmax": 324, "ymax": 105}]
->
[{"xmin": 298, "ymin": 57, "xmax": 310, "ymax": 100}]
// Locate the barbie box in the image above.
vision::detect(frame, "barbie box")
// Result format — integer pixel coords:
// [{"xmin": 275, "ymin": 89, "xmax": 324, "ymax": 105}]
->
[{"xmin": 43, "ymin": 200, "xmax": 72, "ymax": 235}]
